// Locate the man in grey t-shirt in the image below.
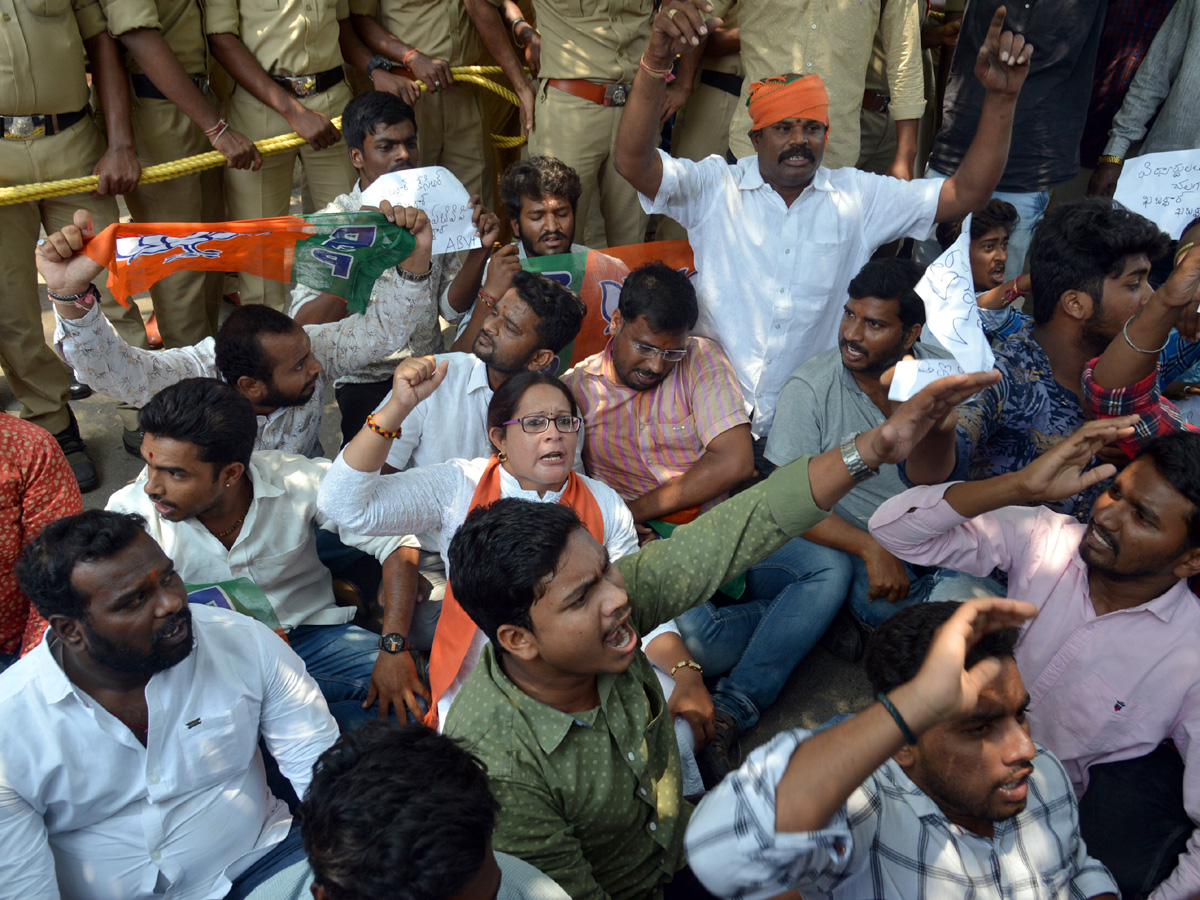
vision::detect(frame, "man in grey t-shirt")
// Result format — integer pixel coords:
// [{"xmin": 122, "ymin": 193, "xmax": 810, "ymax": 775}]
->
[{"xmin": 763, "ymin": 259, "xmax": 952, "ymax": 629}]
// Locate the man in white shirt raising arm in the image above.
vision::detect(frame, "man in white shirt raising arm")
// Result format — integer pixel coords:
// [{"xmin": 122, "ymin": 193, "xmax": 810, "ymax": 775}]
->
[{"xmin": 614, "ymin": 1, "xmax": 1032, "ymax": 469}]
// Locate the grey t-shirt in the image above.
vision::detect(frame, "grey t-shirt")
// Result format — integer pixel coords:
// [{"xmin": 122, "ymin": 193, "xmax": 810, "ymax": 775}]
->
[{"xmin": 764, "ymin": 343, "xmax": 951, "ymax": 530}]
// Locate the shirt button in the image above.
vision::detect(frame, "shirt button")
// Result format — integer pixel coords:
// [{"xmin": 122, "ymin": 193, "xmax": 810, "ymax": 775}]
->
[
  {"xmin": 779, "ymin": 287, "xmax": 785, "ymax": 294},
  {"xmin": 765, "ymin": 359, "xmax": 772, "ymax": 365},
  {"xmin": 649, "ymin": 822, "xmax": 658, "ymax": 832},
  {"xmin": 2, "ymin": 12, "xmax": 10, "ymax": 19},
  {"xmin": 627, "ymin": 752, "xmax": 635, "ymax": 761},
  {"xmin": 639, "ymin": 786, "xmax": 648, "ymax": 796},
  {"xmin": 151, "ymin": 850, "xmax": 161, "ymax": 861},
  {"xmin": 147, "ymin": 774, "xmax": 160, "ymax": 784},
  {"xmin": 784, "ymin": 248, "xmax": 791, "ymax": 254},
  {"xmin": 811, "ymin": 23, "xmax": 817, "ymax": 28},
  {"xmin": 774, "ymin": 324, "xmax": 781, "ymax": 329},
  {"xmin": 806, "ymin": 62, "xmax": 813, "ymax": 67}
]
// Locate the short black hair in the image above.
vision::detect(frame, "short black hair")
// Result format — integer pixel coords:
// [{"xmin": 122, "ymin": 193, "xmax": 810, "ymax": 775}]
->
[
  {"xmin": 486, "ymin": 371, "xmax": 578, "ymax": 453},
  {"xmin": 300, "ymin": 722, "xmax": 498, "ymax": 900},
  {"xmin": 936, "ymin": 198, "xmax": 1020, "ymax": 248},
  {"xmin": 138, "ymin": 378, "xmax": 256, "ymax": 472},
  {"xmin": 500, "ymin": 156, "xmax": 583, "ymax": 222},
  {"xmin": 447, "ymin": 498, "xmax": 585, "ymax": 652},
  {"xmin": 511, "ymin": 269, "xmax": 587, "ymax": 353},
  {"xmin": 1028, "ymin": 198, "xmax": 1170, "ymax": 325},
  {"xmin": 617, "ymin": 261, "xmax": 698, "ymax": 333},
  {"xmin": 16, "ymin": 510, "xmax": 148, "ymax": 621},
  {"xmin": 847, "ymin": 258, "xmax": 926, "ymax": 329},
  {"xmin": 864, "ymin": 601, "xmax": 1021, "ymax": 697},
  {"xmin": 214, "ymin": 304, "xmax": 298, "ymax": 385},
  {"xmin": 1140, "ymin": 432, "xmax": 1200, "ymax": 549},
  {"xmin": 342, "ymin": 90, "xmax": 416, "ymax": 153}
]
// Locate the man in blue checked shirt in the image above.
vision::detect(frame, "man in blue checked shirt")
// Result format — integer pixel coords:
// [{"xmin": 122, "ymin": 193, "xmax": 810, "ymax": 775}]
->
[{"xmin": 686, "ymin": 599, "xmax": 1118, "ymax": 900}]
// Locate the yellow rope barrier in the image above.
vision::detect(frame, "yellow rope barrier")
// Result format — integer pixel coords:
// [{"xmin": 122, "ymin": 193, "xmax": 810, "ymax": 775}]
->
[{"xmin": 0, "ymin": 66, "xmax": 526, "ymax": 207}]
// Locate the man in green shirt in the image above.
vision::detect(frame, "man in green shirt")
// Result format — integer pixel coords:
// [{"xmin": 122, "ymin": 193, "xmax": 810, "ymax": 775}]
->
[{"xmin": 442, "ymin": 367, "xmax": 1000, "ymax": 900}]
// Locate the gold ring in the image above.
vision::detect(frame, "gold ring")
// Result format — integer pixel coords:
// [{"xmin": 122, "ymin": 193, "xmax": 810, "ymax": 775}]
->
[{"xmin": 667, "ymin": 7, "xmax": 678, "ymax": 19}]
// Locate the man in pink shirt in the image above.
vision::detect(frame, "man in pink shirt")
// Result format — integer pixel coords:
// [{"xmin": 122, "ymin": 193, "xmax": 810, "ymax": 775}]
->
[{"xmin": 869, "ymin": 416, "xmax": 1200, "ymax": 900}]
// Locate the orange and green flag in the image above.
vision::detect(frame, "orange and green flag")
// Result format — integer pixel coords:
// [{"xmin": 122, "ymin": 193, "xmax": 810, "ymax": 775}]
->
[{"xmin": 84, "ymin": 211, "xmax": 415, "ymax": 314}]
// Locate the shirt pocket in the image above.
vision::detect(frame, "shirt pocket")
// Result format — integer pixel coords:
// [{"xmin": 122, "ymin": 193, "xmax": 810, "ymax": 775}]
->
[
  {"xmin": 1055, "ymin": 671, "xmax": 1150, "ymax": 749},
  {"xmin": 174, "ymin": 698, "xmax": 258, "ymax": 793},
  {"xmin": 23, "ymin": 0, "xmax": 70, "ymax": 17},
  {"xmin": 791, "ymin": 241, "xmax": 840, "ymax": 301},
  {"xmin": 640, "ymin": 415, "xmax": 700, "ymax": 460}
]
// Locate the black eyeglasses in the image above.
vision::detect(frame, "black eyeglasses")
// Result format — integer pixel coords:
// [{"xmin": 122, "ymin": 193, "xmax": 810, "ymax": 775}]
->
[
  {"xmin": 630, "ymin": 339, "xmax": 690, "ymax": 362},
  {"xmin": 501, "ymin": 415, "xmax": 583, "ymax": 434}
]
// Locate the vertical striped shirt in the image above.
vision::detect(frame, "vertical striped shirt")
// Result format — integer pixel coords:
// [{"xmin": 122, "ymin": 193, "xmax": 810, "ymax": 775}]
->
[{"xmin": 564, "ymin": 338, "xmax": 749, "ymax": 511}]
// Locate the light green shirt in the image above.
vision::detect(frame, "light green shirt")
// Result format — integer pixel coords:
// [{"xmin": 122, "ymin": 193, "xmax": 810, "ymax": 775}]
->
[{"xmin": 444, "ymin": 456, "xmax": 827, "ymax": 900}]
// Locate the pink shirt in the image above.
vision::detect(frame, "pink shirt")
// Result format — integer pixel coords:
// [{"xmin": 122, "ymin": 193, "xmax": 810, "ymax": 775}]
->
[
  {"xmin": 564, "ymin": 337, "xmax": 749, "ymax": 511},
  {"xmin": 869, "ymin": 483, "xmax": 1200, "ymax": 900}
]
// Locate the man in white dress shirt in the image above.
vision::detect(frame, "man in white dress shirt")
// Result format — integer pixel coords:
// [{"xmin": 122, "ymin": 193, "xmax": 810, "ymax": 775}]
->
[
  {"xmin": 615, "ymin": 1, "xmax": 1034, "ymax": 468},
  {"xmin": 3, "ymin": 509, "xmax": 339, "ymax": 900}
]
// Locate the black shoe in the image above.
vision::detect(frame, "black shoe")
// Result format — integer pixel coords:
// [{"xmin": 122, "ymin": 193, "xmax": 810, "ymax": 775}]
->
[
  {"xmin": 697, "ymin": 709, "xmax": 741, "ymax": 789},
  {"xmin": 818, "ymin": 606, "xmax": 869, "ymax": 663},
  {"xmin": 123, "ymin": 427, "xmax": 145, "ymax": 458},
  {"xmin": 68, "ymin": 377, "xmax": 92, "ymax": 401},
  {"xmin": 53, "ymin": 409, "xmax": 99, "ymax": 493}
]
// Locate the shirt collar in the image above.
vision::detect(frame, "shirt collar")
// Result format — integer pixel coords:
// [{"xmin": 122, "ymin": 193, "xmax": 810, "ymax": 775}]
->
[
  {"xmin": 737, "ymin": 155, "xmax": 834, "ymax": 195},
  {"xmin": 244, "ymin": 454, "xmax": 285, "ymax": 500},
  {"xmin": 479, "ymin": 646, "xmax": 599, "ymax": 755},
  {"xmin": 467, "ymin": 355, "xmax": 494, "ymax": 395},
  {"xmin": 1068, "ymin": 547, "xmax": 1191, "ymax": 623}
]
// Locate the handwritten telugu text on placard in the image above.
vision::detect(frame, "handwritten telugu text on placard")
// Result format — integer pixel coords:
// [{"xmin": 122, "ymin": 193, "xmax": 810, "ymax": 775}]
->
[
  {"xmin": 1113, "ymin": 149, "xmax": 1200, "ymax": 239},
  {"xmin": 361, "ymin": 166, "xmax": 481, "ymax": 254}
]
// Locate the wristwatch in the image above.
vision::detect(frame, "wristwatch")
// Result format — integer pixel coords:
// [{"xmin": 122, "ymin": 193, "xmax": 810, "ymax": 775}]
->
[
  {"xmin": 379, "ymin": 632, "xmax": 410, "ymax": 654},
  {"xmin": 840, "ymin": 432, "xmax": 879, "ymax": 483},
  {"xmin": 366, "ymin": 55, "xmax": 394, "ymax": 81}
]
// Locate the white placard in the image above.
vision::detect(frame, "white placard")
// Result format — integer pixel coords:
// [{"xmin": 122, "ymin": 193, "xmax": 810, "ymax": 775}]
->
[
  {"xmin": 1113, "ymin": 148, "xmax": 1200, "ymax": 238},
  {"xmin": 889, "ymin": 214, "xmax": 995, "ymax": 402},
  {"xmin": 360, "ymin": 166, "xmax": 482, "ymax": 254}
]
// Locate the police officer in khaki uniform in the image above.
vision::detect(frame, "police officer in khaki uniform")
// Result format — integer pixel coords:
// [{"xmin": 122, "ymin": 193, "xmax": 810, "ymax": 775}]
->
[
  {"xmin": 206, "ymin": 0, "xmax": 358, "ymax": 310},
  {"xmin": 101, "ymin": 0, "xmax": 261, "ymax": 350},
  {"xmin": 474, "ymin": 0, "xmax": 654, "ymax": 250},
  {"xmin": 0, "ymin": 0, "xmax": 149, "ymax": 491},
  {"xmin": 350, "ymin": 0, "xmax": 493, "ymax": 206}
]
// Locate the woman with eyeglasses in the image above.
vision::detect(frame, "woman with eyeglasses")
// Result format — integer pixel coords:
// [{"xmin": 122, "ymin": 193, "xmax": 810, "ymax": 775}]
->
[{"xmin": 318, "ymin": 356, "xmax": 641, "ymax": 726}]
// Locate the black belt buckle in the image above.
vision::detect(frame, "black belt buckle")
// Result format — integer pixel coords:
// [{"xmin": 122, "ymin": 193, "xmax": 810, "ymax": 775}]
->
[
  {"xmin": 604, "ymin": 83, "xmax": 630, "ymax": 107},
  {"xmin": 3, "ymin": 115, "xmax": 46, "ymax": 140}
]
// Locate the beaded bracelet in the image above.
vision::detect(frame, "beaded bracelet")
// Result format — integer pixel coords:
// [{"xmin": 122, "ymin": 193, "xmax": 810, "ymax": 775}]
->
[
  {"xmin": 365, "ymin": 413, "xmax": 402, "ymax": 440},
  {"xmin": 478, "ymin": 288, "xmax": 498, "ymax": 311},
  {"xmin": 876, "ymin": 692, "xmax": 917, "ymax": 745},
  {"xmin": 669, "ymin": 660, "xmax": 702, "ymax": 678}
]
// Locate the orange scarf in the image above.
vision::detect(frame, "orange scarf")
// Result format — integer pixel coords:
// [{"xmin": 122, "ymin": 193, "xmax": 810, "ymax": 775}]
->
[{"xmin": 423, "ymin": 456, "xmax": 607, "ymax": 727}]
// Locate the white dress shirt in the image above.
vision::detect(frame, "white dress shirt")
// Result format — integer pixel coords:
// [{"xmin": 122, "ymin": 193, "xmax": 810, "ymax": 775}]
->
[
  {"xmin": 318, "ymin": 454, "xmax": 638, "ymax": 723},
  {"xmin": 54, "ymin": 273, "xmax": 430, "ymax": 456},
  {"xmin": 639, "ymin": 151, "xmax": 941, "ymax": 436},
  {"xmin": 107, "ymin": 451, "xmax": 404, "ymax": 630},
  {"xmin": 0, "ymin": 604, "xmax": 339, "ymax": 900}
]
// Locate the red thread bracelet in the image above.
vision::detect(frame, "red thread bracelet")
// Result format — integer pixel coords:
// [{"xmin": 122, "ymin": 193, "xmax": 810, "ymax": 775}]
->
[
  {"xmin": 478, "ymin": 288, "xmax": 498, "ymax": 310},
  {"xmin": 365, "ymin": 413, "xmax": 402, "ymax": 440},
  {"xmin": 402, "ymin": 49, "xmax": 419, "ymax": 68}
]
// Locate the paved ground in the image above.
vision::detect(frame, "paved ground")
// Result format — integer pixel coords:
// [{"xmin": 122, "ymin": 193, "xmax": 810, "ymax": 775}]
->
[{"xmin": 7, "ymin": 253, "xmax": 873, "ymax": 756}]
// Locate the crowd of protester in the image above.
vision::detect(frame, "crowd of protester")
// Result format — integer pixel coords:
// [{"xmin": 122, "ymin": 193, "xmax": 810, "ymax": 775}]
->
[{"xmin": 3, "ymin": 0, "xmax": 1200, "ymax": 897}]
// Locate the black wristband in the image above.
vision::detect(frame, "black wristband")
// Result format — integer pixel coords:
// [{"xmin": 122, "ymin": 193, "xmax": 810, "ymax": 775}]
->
[{"xmin": 876, "ymin": 692, "xmax": 918, "ymax": 745}]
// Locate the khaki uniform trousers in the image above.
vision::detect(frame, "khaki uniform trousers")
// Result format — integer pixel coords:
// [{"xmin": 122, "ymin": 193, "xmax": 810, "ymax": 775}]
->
[
  {"xmin": 126, "ymin": 94, "xmax": 224, "ymax": 346},
  {"xmin": 855, "ymin": 106, "xmax": 896, "ymax": 175},
  {"xmin": 0, "ymin": 115, "xmax": 149, "ymax": 435},
  {"xmin": 224, "ymin": 80, "xmax": 356, "ymax": 310},
  {"xmin": 528, "ymin": 83, "xmax": 647, "ymax": 249},
  {"xmin": 414, "ymin": 84, "xmax": 494, "ymax": 208},
  {"xmin": 657, "ymin": 76, "xmax": 740, "ymax": 243}
]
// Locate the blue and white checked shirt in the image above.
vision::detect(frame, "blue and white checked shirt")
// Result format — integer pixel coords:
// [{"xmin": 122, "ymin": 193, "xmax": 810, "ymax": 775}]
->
[{"xmin": 685, "ymin": 728, "xmax": 1117, "ymax": 900}]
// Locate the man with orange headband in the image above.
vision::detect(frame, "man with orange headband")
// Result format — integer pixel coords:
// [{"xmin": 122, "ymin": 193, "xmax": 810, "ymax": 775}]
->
[{"xmin": 615, "ymin": 1, "xmax": 1032, "ymax": 472}]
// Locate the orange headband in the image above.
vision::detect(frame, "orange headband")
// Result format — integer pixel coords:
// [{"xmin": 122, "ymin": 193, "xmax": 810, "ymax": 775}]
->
[{"xmin": 746, "ymin": 73, "xmax": 830, "ymax": 132}]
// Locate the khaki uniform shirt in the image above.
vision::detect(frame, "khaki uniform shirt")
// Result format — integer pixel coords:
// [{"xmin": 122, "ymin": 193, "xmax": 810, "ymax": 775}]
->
[
  {"xmin": 711, "ymin": 0, "xmax": 925, "ymax": 168},
  {"xmin": 486, "ymin": 0, "xmax": 652, "ymax": 83},
  {"xmin": 351, "ymin": 0, "xmax": 481, "ymax": 67},
  {"xmin": 202, "ymin": 0, "xmax": 347, "ymax": 76},
  {"xmin": 445, "ymin": 456, "xmax": 827, "ymax": 900},
  {"xmin": 0, "ymin": 0, "xmax": 108, "ymax": 114},
  {"xmin": 101, "ymin": 0, "xmax": 207, "ymax": 75}
]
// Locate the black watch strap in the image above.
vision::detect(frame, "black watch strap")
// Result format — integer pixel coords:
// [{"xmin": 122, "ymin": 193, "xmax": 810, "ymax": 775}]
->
[
  {"xmin": 367, "ymin": 55, "xmax": 394, "ymax": 80},
  {"xmin": 379, "ymin": 632, "xmax": 409, "ymax": 654}
]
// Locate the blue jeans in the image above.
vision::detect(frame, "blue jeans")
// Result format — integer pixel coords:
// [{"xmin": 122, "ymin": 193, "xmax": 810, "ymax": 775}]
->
[
  {"xmin": 676, "ymin": 536, "xmax": 850, "ymax": 732},
  {"xmin": 846, "ymin": 555, "xmax": 936, "ymax": 628},
  {"xmin": 913, "ymin": 168, "xmax": 1052, "ymax": 280},
  {"xmin": 287, "ymin": 622, "xmax": 386, "ymax": 732}
]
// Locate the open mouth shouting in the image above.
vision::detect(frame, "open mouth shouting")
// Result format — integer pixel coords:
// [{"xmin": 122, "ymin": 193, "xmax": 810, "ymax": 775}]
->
[{"xmin": 604, "ymin": 616, "xmax": 638, "ymax": 654}]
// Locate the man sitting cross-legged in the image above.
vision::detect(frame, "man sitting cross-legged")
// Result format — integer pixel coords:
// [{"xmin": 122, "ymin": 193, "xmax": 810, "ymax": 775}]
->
[
  {"xmin": 102, "ymin": 378, "xmax": 416, "ymax": 731},
  {"xmin": 38, "ymin": 205, "xmax": 436, "ymax": 458},
  {"xmin": 440, "ymin": 367, "xmax": 1001, "ymax": 900},
  {"xmin": 870, "ymin": 418, "xmax": 1200, "ymax": 899},
  {"xmin": 2, "ymin": 510, "xmax": 339, "ymax": 900},
  {"xmin": 685, "ymin": 599, "xmax": 1118, "ymax": 900},
  {"xmin": 300, "ymin": 722, "xmax": 570, "ymax": 900}
]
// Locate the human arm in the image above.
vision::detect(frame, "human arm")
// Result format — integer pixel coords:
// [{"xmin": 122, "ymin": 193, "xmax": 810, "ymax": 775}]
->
[
  {"xmin": 206, "ymin": 32, "xmax": 342, "ymax": 151},
  {"xmin": 364, "ymin": 545, "xmax": 432, "ymax": 721},
  {"xmin": 114, "ymin": 28, "xmax": 260, "ymax": 169},
  {"xmin": 449, "ymin": 243, "xmax": 521, "ymax": 353},
  {"xmin": 348, "ymin": 14, "xmax": 453, "ymax": 94},
  {"xmin": 444, "ymin": 199, "xmax": 502, "ymax": 315},
  {"xmin": 336, "ymin": 16, "xmax": 421, "ymax": 105},
  {"xmin": 627, "ymin": 424, "xmax": 753, "ymax": 523},
  {"xmin": 933, "ymin": 7, "xmax": 1033, "ymax": 223},
  {"xmin": 463, "ymin": 0, "xmax": 535, "ymax": 134},
  {"xmin": 803, "ymin": 515, "xmax": 912, "ymax": 603},
  {"xmin": 660, "ymin": 44, "xmax": 705, "ymax": 127},
  {"xmin": 975, "ymin": 272, "xmax": 1031, "ymax": 310},
  {"xmin": 0, "ymin": 783, "xmax": 60, "ymax": 900},
  {"xmin": 85, "ymin": 31, "xmax": 140, "ymax": 196},
  {"xmin": 685, "ymin": 598, "xmax": 1038, "ymax": 897},
  {"xmin": 613, "ymin": 0, "xmax": 721, "ymax": 201},
  {"xmin": 643, "ymin": 629, "xmax": 716, "ymax": 748},
  {"xmin": 880, "ymin": 0, "xmax": 925, "ymax": 181},
  {"xmin": 1149, "ymin": 690, "xmax": 1200, "ymax": 900}
]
